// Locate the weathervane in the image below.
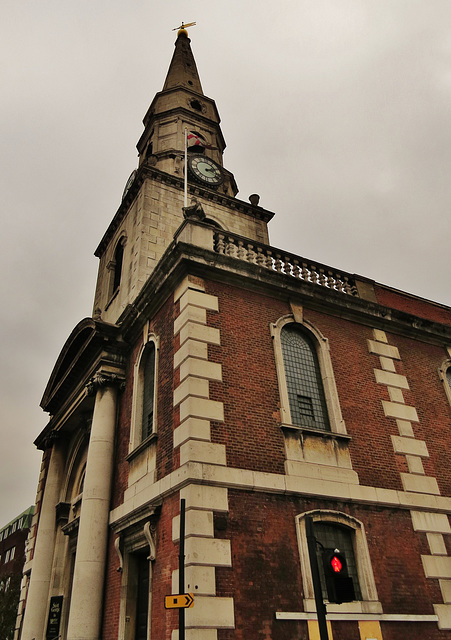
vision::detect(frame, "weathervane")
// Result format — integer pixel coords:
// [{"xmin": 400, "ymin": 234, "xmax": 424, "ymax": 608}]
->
[{"xmin": 173, "ymin": 21, "xmax": 196, "ymax": 37}]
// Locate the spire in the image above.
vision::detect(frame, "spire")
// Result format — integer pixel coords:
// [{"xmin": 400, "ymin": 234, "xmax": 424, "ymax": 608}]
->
[{"xmin": 163, "ymin": 30, "xmax": 204, "ymax": 95}]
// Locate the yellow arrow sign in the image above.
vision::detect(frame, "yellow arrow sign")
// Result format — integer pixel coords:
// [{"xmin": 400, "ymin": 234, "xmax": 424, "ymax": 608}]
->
[{"xmin": 165, "ymin": 593, "xmax": 194, "ymax": 609}]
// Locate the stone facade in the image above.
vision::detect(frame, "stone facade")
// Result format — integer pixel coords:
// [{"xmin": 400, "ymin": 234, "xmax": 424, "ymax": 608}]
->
[{"xmin": 18, "ymin": 28, "xmax": 451, "ymax": 640}]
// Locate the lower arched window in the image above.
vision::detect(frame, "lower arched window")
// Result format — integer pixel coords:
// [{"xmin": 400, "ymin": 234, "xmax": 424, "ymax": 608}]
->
[
  {"xmin": 296, "ymin": 510, "xmax": 381, "ymax": 614},
  {"xmin": 314, "ymin": 521, "xmax": 362, "ymax": 601}
]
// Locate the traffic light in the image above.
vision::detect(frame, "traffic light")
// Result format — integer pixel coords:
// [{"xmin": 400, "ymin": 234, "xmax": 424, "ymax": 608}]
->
[{"xmin": 322, "ymin": 548, "xmax": 355, "ymax": 604}]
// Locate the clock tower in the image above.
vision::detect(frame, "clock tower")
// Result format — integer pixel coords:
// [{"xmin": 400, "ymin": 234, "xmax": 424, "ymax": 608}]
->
[{"xmin": 92, "ymin": 27, "xmax": 273, "ymax": 325}]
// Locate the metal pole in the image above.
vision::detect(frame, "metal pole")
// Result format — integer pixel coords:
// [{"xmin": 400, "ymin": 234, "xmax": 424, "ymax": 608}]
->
[
  {"xmin": 179, "ymin": 498, "xmax": 186, "ymax": 640},
  {"xmin": 305, "ymin": 516, "xmax": 329, "ymax": 640},
  {"xmin": 184, "ymin": 128, "xmax": 188, "ymax": 209}
]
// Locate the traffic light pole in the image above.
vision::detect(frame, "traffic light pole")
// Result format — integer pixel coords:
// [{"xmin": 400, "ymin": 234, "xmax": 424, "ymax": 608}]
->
[
  {"xmin": 179, "ymin": 498, "xmax": 186, "ymax": 640},
  {"xmin": 305, "ymin": 516, "xmax": 329, "ymax": 640}
]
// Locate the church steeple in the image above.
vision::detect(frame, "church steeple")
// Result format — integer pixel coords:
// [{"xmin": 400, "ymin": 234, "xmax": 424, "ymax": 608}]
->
[
  {"xmin": 136, "ymin": 30, "xmax": 237, "ymax": 197},
  {"xmin": 93, "ymin": 29, "xmax": 271, "ymax": 325},
  {"xmin": 162, "ymin": 29, "xmax": 204, "ymax": 94}
]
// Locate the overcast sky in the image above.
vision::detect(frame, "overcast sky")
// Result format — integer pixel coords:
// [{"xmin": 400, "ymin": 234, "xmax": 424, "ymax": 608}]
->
[{"xmin": 1, "ymin": 1, "xmax": 450, "ymax": 526}]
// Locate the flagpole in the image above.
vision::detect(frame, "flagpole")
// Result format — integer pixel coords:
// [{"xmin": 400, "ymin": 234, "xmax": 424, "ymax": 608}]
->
[{"xmin": 184, "ymin": 128, "xmax": 188, "ymax": 209}]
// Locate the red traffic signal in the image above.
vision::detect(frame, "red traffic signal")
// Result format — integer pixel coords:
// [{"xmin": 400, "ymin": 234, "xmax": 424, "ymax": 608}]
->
[
  {"xmin": 322, "ymin": 549, "xmax": 355, "ymax": 604},
  {"xmin": 326, "ymin": 550, "xmax": 345, "ymax": 574},
  {"xmin": 330, "ymin": 554, "xmax": 343, "ymax": 573}
]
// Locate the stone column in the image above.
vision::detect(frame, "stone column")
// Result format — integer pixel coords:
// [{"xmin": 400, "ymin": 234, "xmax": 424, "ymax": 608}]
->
[
  {"xmin": 21, "ymin": 436, "xmax": 65, "ymax": 640},
  {"xmin": 66, "ymin": 372, "xmax": 123, "ymax": 640}
]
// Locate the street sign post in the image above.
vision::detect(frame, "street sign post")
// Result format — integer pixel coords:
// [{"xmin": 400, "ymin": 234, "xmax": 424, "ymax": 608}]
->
[{"xmin": 164, "ymin": 593, "xmax": 195, "ymax": 610}]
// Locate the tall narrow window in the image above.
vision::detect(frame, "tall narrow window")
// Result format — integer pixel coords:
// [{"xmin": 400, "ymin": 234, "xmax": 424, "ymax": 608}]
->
[
  {"xmin": 113, "ymin": 240, "xmax": 124, "ymax": 293},
  {"xmin": 438, "ymin": 359, "xmax": 451, "ymax": 409},
  {"xmin": 141, "ymin": 343, "xmax": 156, "ymax": 441},
  {"xmin": 280, "ymin": 324, "xmax": 330, "ymax": 431}
]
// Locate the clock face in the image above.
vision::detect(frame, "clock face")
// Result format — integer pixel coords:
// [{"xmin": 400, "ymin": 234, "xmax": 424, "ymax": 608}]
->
[
  {"xmin": 188, "ymin": 155, "xmax": 223, "ymax": 185},
  {"xmin": 122, "ymin": 170, "xmax": 137, "ymax": 201}
]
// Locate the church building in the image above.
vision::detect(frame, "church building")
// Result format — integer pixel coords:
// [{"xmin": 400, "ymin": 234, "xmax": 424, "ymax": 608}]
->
[{"xmin": 17, "ymin": 25, "xmax": 451, "ymax": 640}]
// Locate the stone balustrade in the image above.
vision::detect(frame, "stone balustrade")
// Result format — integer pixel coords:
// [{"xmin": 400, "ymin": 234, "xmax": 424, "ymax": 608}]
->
[{"xmin": 214, "ymin": 232, "xmax": 359, "ymax": 297}]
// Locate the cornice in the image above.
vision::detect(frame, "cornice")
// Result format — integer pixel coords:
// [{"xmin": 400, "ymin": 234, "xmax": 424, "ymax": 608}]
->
[
  {"xmin": 143, "ymin": 88, "xmax": 220, "ymax": 126},
  {"xmin": 118, "ymin": 238, "xmax": 451, "ymax": 349},
  {"xmin": 109, "ymin": 461, "xmax": 451, "ymax": 529},
  {"xmin": 94, "ymin": 164, "xmax": 274, "ymax": 259}
]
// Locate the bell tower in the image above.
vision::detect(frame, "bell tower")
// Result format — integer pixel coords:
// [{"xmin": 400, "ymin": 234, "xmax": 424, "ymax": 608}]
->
[{"xmin": 92, "ymin": 27, "xmax": 273, "ymax": 325}]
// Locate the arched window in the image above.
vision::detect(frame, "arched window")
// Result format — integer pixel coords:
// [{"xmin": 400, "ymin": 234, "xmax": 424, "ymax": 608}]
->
[
  {"xmin": 112, "ymin": 240, "xmax": 124, "ymax": 293},
  {"xmin": 296, "ymin": 510, "xmax": 381, "ymax": 614},
  {"xmin": 438, "ymin": 358, "xmax": 451, "ymax": 408},
  {"xmin": 107, "ymin": 236, "xmax": 126, "ymax": 302},
  {"xmin": 141, "ymin": 343, "xmax": 156, "ymax": 442},
  {"xmin": 271, "ymin": 316, "xmax": 347, "ymax": 435},
  {"xmin": 280, "ymin": 324, "xmax": 330, "ymax": 431},
  {"xmin": 314, "ymin": 521, "xmax": 362, "ymax": 601},
  {"xmin": 130, "ymin": 336, "xmax": 159, "ymax": 451}
]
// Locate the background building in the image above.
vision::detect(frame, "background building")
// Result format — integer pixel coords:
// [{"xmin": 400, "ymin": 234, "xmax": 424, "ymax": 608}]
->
[
  {"xmin": 18, "ymin": 27, "xmax": 451, "ymax": 640},
  {"xmin": 0, "ymin": 507, "xmax": 33, "ymax": 640}
]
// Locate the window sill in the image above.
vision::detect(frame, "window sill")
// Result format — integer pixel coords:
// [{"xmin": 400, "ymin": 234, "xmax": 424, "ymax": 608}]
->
[
  {"xmin": 302, "ymin": 598, "xmax": 383, "ymax": 615},
  {"xmin": 105, "ymin": 287, "xmax": 120, "ymax": 311},
  {"xmin": 280, "ymin": 423, "xmax": 351, "ymax": 442},
  {"xmin": 126, "ymin": 433, "xmax": 158, "ymax": 463}
]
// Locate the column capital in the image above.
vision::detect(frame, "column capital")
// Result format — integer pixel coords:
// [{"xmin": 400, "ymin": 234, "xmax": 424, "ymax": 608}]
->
[
  {"xmin": 86, "ymin": 371, "xmax": 125, "ymax": 397},
  {"xmin": 42, "ymin": 429, "xmax": 63, "ymax": 450}
]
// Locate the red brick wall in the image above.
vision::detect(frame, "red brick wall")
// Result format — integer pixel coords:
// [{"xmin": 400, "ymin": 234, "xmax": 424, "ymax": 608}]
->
[
  {"xmin": 206, "ymin": 282, "xmax": 289, "ymax": 474},
  {"xmin": 375, "ymin": 285, "xmax": 451, "ymax": 327},
  {"xmin": 215, "ymin": 491, "xmax": 445, "ymax": 639},
  {"xmin": 202, "ymin": 279, "xmax": 451, "ymax": 494},
  {"xmin": 111, "ymin": 292, "xmax": 178, "ymax": 511},
  {"xmin": 103, "ymin": 274, "xmax": 451, "ymax": 640}
]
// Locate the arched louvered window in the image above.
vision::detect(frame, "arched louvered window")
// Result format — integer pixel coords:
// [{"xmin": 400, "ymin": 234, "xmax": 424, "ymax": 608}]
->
[
  {"xmin": 113, "ymin": 240, "xmax": 124, "ymax": 293},
  {"xmin": 141, "ymin": 343, "xmax": 156, "ymax": 441},
  {"xmin": 280, "ymin": 324, "xmax": 330, "ymax": 431}
]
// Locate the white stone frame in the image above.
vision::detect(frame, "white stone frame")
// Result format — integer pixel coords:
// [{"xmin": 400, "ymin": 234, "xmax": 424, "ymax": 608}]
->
[
  {"xmin": 129, "ymin": 327, "xmax": 160, "ymax": 452},
  {"xmin": 296, "ymin": 510, "xmax": 382, "ymax": 615},
  {"xmin": 270, "ymin": 315, "xmax": 347, "ymax": 434},
  {"xmin": 438, "ymin": 357, "xmax": 451, "ymax": 409}
]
